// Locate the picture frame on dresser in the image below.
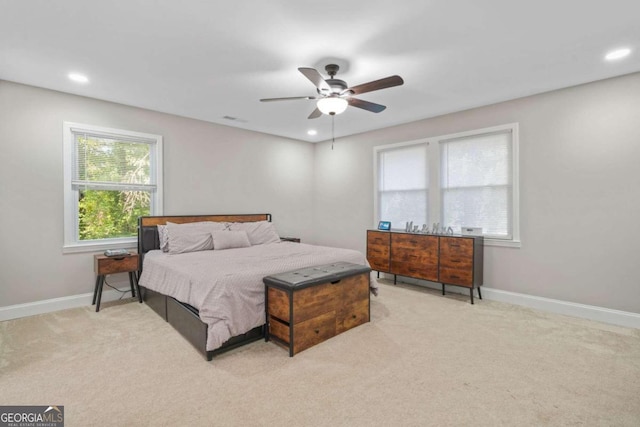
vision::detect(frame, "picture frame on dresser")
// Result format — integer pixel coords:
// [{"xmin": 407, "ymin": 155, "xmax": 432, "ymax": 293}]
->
[{"xmin": 377, "ymin": 221, "xmax": 391, "ymax": 231}]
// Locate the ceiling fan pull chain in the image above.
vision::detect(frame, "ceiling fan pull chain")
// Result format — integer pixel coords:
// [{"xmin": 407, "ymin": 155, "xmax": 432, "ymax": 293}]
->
[{"xmin": 331, "ymin": 113, "xmax": 335, "ymax": 150}]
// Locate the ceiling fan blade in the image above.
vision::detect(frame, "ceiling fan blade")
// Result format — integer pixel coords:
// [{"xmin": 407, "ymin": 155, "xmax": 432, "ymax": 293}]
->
[
  {"xmin": 348, "ymin": 98, "xmax": 387, "ymax": 113},
  {"xmin": 298, "ymin": 67, "xmax": 331, "ymax": 93},
  {"xmin": 347, "ymin": 75, "xmax": 404, "ymax": 95},
  {"xmin": 308, "ymin": 107, "xmax": 323, "ymax": 119},
  {"xmin": 260, "ymin": 96, "xmax": 316, "ymax": 102}
]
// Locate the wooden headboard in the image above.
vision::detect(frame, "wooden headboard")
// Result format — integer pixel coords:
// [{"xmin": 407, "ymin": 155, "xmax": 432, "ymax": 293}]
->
[{"xmin": 137, "ymin": 214, "xmax": 271, "ymax": 257}]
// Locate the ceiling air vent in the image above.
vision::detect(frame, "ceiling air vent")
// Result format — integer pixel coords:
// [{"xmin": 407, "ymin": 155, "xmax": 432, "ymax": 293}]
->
[{"xmin": 222, "ymin": 115, "xmax": 247, "ymax": 123}]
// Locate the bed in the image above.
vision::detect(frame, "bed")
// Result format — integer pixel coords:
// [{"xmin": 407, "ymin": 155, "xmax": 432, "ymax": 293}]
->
[{"xmin": 137, "ymin": 214, "xmax": 375, "ymax": 360}]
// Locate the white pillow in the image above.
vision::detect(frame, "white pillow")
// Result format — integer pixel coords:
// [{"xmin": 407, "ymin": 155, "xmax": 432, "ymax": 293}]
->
[
  {"xmin": 230, "ymin": 221, "xmax": 280, "ymax": 245},
  {"xmin": 165, "ymin": 221, "xmax": 226, "ymax": 254},
  {"xmin": 212, "ymin": 230, "xmax": 251, "ymax": 250}
]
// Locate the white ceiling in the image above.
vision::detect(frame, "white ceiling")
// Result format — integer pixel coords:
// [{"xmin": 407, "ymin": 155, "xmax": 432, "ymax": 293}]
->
[{"xmin": 1, "ymin": 1, "xmax": 639, "ymax": 142}]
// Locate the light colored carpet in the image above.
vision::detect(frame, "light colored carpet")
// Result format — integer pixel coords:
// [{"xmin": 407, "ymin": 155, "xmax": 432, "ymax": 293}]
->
[{"xmin": 1, "ymin": 281, "xmax": 639, "ymax": 426}]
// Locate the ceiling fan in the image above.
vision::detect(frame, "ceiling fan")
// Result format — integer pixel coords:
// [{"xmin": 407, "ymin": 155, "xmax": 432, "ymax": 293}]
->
[{"xmin": 260, "ymin": 64, "xmax": 404, "ymax": 119}]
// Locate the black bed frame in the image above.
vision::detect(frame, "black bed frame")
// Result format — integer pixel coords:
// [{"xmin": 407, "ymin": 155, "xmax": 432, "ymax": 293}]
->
[{"xmin": 137, "ymin": 214, "xmax": 270, "ymax": 361}]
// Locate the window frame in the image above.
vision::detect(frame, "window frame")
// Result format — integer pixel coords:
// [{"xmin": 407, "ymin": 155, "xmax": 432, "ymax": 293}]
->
[
  {"xmin": 373, "ymin": 123, "xmax": 520, "ymax": 248},
  {"xmin": 63, "ymin": 122, "xmax": 163, "ymax": 253}
]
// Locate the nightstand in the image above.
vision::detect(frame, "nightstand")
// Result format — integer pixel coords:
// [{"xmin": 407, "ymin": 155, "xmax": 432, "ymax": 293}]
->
[{"xmin": 93, "ymin": 253, "xmax": 142, "ymax": 312}]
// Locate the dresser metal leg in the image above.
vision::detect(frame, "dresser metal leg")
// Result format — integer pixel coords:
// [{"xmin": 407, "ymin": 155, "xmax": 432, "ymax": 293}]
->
[
  {"xmin": 442, "ymin": 283, "xmax": 445, "ymax": 295},
  {"xmin": 477, "ymin": 287, "xmax": 482, "ymax": 300},
  {"xmin": 470, "ymin": 288, "xmax": 474, "ymax": 305}
]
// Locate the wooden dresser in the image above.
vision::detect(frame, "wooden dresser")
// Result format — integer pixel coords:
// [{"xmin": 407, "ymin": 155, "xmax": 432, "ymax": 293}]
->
[
  {"xmin": 367, "ymin": 230, "xmax": 483, "ymax": 303},
  {"xmin": 264, "ymin": 262, "xmax": 371, "ymax": 356}
]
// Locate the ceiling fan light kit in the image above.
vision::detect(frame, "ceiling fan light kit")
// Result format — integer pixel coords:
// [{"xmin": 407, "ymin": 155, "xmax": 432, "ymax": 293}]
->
[
  {"xmin": 261, "ymin": 63, "xmax": 404, "ymax": 119},
  {"xmin": 317, "ymin": 97, "xmax": 348, "ymax": 115}
]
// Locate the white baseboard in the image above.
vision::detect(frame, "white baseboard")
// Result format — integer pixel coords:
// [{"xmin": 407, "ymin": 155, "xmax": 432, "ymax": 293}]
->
[
  {"xmin": 4, "ymin": 278, "xmax": 640, "ymax": 329},
  {"xmin": 381, "ymin": 274, "xmax": 640, "ymax": 329},
  {"xmin": 481, "ymin": 287, "xmax": 640, "ymax": 329},
  {"xmin": 0, "ymin": 285, "xmax": 136, "ymax": 322}
]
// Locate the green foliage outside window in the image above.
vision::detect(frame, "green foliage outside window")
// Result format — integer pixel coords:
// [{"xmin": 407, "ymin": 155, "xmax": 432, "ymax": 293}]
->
[
  {"xmin": 78, "ymin": 190, "xmax": 149, "ymax": 240},
  {"xmin": 76, "ymin": 136, "xmax": 152, "ymax": 240}
]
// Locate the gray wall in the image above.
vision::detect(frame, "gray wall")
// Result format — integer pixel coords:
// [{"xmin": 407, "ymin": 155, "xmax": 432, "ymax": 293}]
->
[
  {"xmin": 312, "ymin": 72, "xmax": 640, "ymax": 314},
  {"xmin": 0, "ymin": 81, "xmax": 314, "ymax": 307},
  {"xmin": 2, "ymin": 73, "xmax": 639, "ymax": 314}
]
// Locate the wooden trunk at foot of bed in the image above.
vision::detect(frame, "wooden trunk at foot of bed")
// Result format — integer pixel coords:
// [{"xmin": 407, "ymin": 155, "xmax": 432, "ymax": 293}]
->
[{"xmin": 138, "ymin": 214, "xmax": 270, "ymax": 361}]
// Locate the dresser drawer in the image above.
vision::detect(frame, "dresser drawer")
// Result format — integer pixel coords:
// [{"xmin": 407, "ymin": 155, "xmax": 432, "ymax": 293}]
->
[
  {"xmin": 439, "ymin": 267, "xmax": 473, "ymax": 287},
  {"xmin": 367, "ymin": 243, "xmax": 389, "ymax": 258},
  {"xmin": 439, "ymin": 237, "xmax": 473, "ymax": 259},
  {"xmin": 439, "ymin": 256, "xmax": 472, "ymax": 269},
  {"xmin": 391, "ymin": 246, "xmax": 438, "ymax": 264},
  {"xmin": 391, "ymin": 233, "xmax": 439, "ymax": 251},
  {"xmin": 367, "ymin": 231, "xmax": 390, "ymax": 246},
  {"xmin": 368, "ymin": 256, "xmax": 390, "ymax": 272},
  {"xmin": 391, "ymin": 261, "xmax": 438, "ymax": 282}
]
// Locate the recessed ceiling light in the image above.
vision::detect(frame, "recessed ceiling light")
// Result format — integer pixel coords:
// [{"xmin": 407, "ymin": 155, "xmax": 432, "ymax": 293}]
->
[
  {"xmin": 605, "ymin": 48, "xmax": 631, "ymax": 61},
  {"xmin": 307, "ymin": 130, "xmax": 318, "ymax": 136},
  {"xmin": 68, "ymin": 73, "xmax": 89, "ymax": 83}
]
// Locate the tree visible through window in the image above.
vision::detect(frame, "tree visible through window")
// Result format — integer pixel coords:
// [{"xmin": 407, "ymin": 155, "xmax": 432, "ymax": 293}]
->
[
  {"xmin": 64, "ymin": 122, "xmax": 163, "ymax": 250},
  {"xmin": 75, "ymin": 136, "xmax": 151, "ymax": 240}
]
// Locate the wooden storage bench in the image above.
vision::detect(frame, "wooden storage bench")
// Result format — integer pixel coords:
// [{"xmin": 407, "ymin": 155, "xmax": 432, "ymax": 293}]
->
[{"xmin": 263, "ymin": 262, "xmax": 371, "ymax": 357}]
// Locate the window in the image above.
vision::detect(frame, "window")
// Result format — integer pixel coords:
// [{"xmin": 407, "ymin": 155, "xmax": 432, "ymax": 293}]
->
[
  {"xmin": 377, "ymin": 143, "xmax": 428, "ymax": 228},
  {"xmin": 63, "ymin": 122, "xmax": 163, "ymax": 252},
  {"xmin": 374, "ymin": 123, "xmax": 519, "ymax": 247}
]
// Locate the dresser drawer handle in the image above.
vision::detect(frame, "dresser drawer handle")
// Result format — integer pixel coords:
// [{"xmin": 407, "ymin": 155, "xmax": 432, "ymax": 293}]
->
[
  {"xmin": 410, "ymin": 240, "xmax": 418, "ymax": 244},
  {"xmin": 450, "ymin": 260, "xmax": 461, "ymax": 263},
  {"xmin": 450, "ymin": 275, "xmax": 459, "ymax": 279},
  {"xmin": 315, "ymin": 329, "xmax": 320, "ymax": 334},
  {"xmin": 449, "ymin": 244, "xmax": 460, "ymax": 247}
]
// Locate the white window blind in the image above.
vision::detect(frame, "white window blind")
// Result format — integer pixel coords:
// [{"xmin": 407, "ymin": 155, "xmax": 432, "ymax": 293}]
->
[
  {"xmin": 378, "ymin": 143, "xmax": 428, "ymax": 228},
  {"xmin": 72, "ymin": 132, "xmax": 156, "ymax": 192},
  {"xmin": 440, "ymin": 130, "xmax": 512, "ymax": 239}
]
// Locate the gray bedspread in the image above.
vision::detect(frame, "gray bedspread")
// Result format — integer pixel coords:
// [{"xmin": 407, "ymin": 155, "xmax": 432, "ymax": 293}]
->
[{"xmin": 139, "ymin": 242, "xmax": 376, "ymax": 351}]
